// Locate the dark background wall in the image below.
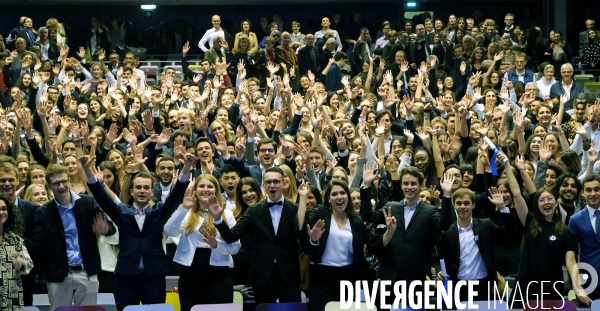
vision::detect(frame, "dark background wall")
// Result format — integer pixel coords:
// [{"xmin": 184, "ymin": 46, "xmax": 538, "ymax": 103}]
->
[{"xmin": 1, "ymin": 0, "xmax": 597, "ymax": 54}]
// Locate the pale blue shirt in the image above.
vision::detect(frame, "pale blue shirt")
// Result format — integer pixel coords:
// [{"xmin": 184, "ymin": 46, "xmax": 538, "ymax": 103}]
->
[
  {"xmin": 403, "ymin": 199, "xmax": 420, "ymax": 229},
  {"xmin": 56, "ymin": 191, "xmax": 83, "ymax": 266}
]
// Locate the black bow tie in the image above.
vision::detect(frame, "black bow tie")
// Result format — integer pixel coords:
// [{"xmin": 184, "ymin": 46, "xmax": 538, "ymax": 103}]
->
[{"xmin": 268, "ymin": 201, "xmax": 283, "ymax": 207}]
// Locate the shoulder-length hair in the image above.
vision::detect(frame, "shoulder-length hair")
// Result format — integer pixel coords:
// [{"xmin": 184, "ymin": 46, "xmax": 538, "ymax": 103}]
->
[
  {"xmin": 530, "ymin": 187, "xmax": 565, "ymax": 238},
  {"xmin": 410, "ymin": 146, "xmax": 439, "ymax": 187},
  {"xmin": 234, "ymin": 177, "xmax": 264, "ymax": 220},
  {"xmin": 0, "ymin": 194, "xmax": 24, "ymax": 236},
  {"xmin": 322, "ymin": 179, "xmax": 358, "ymax": 218}
]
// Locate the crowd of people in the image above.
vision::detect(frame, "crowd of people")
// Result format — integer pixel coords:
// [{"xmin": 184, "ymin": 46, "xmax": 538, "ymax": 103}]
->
[{"xmin": 0, "ymin": 7, "xmax": 599, "ymax": 311}]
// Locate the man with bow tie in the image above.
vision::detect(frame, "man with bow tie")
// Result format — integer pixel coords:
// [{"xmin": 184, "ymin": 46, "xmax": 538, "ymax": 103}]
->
[{"xmin": 209, "ymin": 166, "xmax": 302, "ymax": 304}]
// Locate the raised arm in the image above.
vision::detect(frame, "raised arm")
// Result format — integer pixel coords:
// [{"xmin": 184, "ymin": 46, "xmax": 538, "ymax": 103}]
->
[{"xmin": 499, "ymin": 152, "xmax": 527, "ymax": 226}]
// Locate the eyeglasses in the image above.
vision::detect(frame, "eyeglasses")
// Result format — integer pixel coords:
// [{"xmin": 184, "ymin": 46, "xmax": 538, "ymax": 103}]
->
[
  {"xmin": 263, "ymin": 180, "xmax": 282, "ymax": 185},
  {"xmin": 260, "ymin": 148, "xmax": 275, "ymax": 153},
  {"xmin": 0, "ymin": 207, "xmax": 7, "ymax": 212},
  {"xmin": 51, "ymin": 180, "xmax": 69, "ymax": 187},
  {"xmin": 0, "ymin": 178, "xmax": 15, "ymax": 184},
  {"xmin": 538, "ymin": 197, "xmax": 554, "ymax": 203}
]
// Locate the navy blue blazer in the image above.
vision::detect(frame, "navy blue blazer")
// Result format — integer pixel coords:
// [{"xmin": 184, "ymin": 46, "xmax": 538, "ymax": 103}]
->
[
  {"xmin": 88, "ymin": 176, "xmax": 189, "ymax": 275},
  {"xmin": 568, "ymin": 208, "xmax": 600, "ymax": 300}
]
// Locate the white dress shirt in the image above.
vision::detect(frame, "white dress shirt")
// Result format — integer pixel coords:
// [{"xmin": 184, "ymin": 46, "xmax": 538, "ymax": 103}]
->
[
  {"xmin": 588, "ymin": 206, "xmax": 600, "ymax": 234},
  {"xmin": 321, "ymin": 214, "xmax": 354, "ymax": 267},
  {"xmin": 457, "ymin": 220, "xmax": 488, "ymax": 280},
  {"xmin": 165, "ymin": 207, "xmax": 240, "ymax": 267},
  {"xmin": 198, "ymin": 27, "xmax": 225, "ymax": 52}
]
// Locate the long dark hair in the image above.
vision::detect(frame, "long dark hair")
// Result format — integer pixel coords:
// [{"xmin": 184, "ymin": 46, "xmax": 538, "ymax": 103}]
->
[
  {"xmin": 323, "ymin": 179, "xmax": 358, "ymax": 218},
  {"xmin": 0, "ymin": 194, "xmax": 24, "ymax": 236},
  {"xmin": 530, "ymin": 187, "xmax": 565, "ymax": 238},
  {"xmin": 234, "ymin": 177, "xmax": 263, "ymax": 220},
  {"xmin": 99, "ymin": 161, "xmax": 121, "ymax": 196}
]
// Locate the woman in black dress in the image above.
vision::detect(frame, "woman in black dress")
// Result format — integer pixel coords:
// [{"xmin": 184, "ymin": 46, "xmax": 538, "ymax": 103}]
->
[{"xmin": 499, "ymin": 153, "xmax": 592, "ymax": 306}]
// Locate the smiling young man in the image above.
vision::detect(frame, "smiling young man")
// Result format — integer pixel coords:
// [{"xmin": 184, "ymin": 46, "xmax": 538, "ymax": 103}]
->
[
  {"xmin": 30, "ymin": 164, "xmax": 116, "ymax": 310},
  {"xmin": 82, "ymin": 150, "xmax": 194, "ymax": 311},
  {"xmin": 152, "ymin": 156, "xmax": 176, "ymax": 204},
  {"xmin": 208, "ymin": 166, "xmax": 302, "ymax": 304},
  {"xmin": 0, "ymin": 162, "xmax": 42, "ymax": 306},
  {"xmin": 437, "ymin": 172, "xmax": 512, "ymax": 305},
  {"xmin": 568, "ymin": 174, "xmax": 600, "ymax": 303}
]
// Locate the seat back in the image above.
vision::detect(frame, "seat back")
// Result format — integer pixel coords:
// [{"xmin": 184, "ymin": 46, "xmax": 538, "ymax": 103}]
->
[
  {"xmin": 165, "ymin": 292, "xmax": 180, "ymax": 311},
  {"xmin": 591, "ymin": 299, "xmax": 600, "ymax": 311},
  {"xmin": 256, "ymin": 302, "xmax": 308, "ymax": 311},
  {"xmin": 123, "ymin": 304, "xmax": 174, "ymax": 311},
  {"xmin": 55, "ymin": 307, "xmax": 107, "ymax": 311},
  {"xmin": 190, "ymin": 304, "xmax": 242, "ymax": 311},
  {"xmin": 233, "ymin": 291, "xmax": 243, "ymax": 308},
  {"xmin": 24, "ymin": 307, "xmax": 41, "ymax": 311},
  {"xmin": 524, "ymin": 300, "xmax": 577, "ymax": 310}
]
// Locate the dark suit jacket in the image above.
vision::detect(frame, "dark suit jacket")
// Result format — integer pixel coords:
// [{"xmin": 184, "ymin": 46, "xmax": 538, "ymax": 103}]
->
[
  {"xmin": 34, "ymin": 41, "xmax": 60, "ymax": 62},
  {"xmin": 299, "ymin": 205, "xmax": 366, "ymax": 277},
  {"xmin": 107, "ymin": 61, "xmax": 125, "ymax": 76},
  {"xmin": 30, "ymin": 194, "xmax": 116, "ymax": 282},
  {"xmin": 409, "ymin": 38, "xmax": 431, "ymax": 67},
  {"xmin": 384, "ymin": 41, "xmax": 408, "ymax": 65},
  {"xmin": 151, "ymin": 182, "xmax": 171, "ymax": 205},
  {"xmin": 360, "ymin": 188, "xmax": 440, "ymax": 282},
  {"xmin": 18, "ymin": 199, "xmax": 39, "ymax": 273},
  {"xmin": 298, "ymin": 45, "xmax": 319, "ymax": 76},
  {"xmin": 438, "ymin": 196, "xmax": 512, "ymax": 282},
  {"xmin": 88, "ymin": 177, "xmax": 188, "ymax": 275},
  {"xmin": 432, "ymin": 43, "xmax": 446, "ymax": 64},
  {"xmin": 216, "ymin": 198, "xmax": 301, "ymax": 287}
]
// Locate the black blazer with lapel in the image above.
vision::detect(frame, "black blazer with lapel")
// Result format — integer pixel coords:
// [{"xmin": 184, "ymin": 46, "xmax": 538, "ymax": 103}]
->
[
  {"xmin": 439, "ymin": 196, "xmax": 513, "ymax": 282},
  {"xmin": 298, "ymin": 45, "xmax": 319, "ymax": 76},
  {"xmin": 30, "ymin": 194, "xmax": 116, "ymax": 282},
  {"xmin": 18, "ymin": 199, "xmax": 40, "ymax": 273},
  {"xmin": 299, "ymin": 205, "xmax": 366, "ymax": 277},
  {"xmin": 87, "ymin": 177, "xmax": 189, "ymax": 275},
  {"xmin": 216, "ymin": 198, "xmax": 301, "ymax": 287},
  {"xmin": 360, "ymin": 188, "xmax": 440, "ymax": 282}
]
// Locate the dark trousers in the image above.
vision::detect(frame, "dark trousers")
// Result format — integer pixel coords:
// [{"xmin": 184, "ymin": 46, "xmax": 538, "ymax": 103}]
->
[
  {"xmin": 253, "ymin": 263, "xmax": 301, "ymax": 304},
  {"xmin": 98, "ymin": 270, "xmax": 117, "ymax": 293},
  {"xmin": 114, "ymin": 272, "xmax": 165, "ymax": 311},
  {"xmin": 22, "ymin": 274, "xmax": 34, "ymax": 306},
  {"xmin": 309, "ymin": 264, "xmax": 355, "ymax": 311},
  {"xmin": 178, "ymin": 248, "xmax": 233, "ymax": 311}
]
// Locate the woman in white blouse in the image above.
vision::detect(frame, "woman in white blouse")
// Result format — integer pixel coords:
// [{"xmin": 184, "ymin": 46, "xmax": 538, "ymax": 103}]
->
[
  {"xmin": 165, "ymin": 175, "xmax": 240, "ymax": 311},
  {"xmin": 297, "ymin": 179, "xmax": 365, "ymax": 311},
  {"xmin": 535, "ymin": 63, "xmax": 556, "ymax": 99}
]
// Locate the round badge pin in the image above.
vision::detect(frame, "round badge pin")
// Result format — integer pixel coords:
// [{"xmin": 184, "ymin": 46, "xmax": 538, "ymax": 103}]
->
[{"xmin": 549, "ymin": 235, "xmax": 556, "ymax": 241}]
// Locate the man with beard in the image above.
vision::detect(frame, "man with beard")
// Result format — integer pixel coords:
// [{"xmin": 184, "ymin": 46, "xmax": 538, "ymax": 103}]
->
[
  {"xmin": 219, "ymin": 164, "xmax": 240, "ymax": 211},
  {"xmin": 569, "ymin": 174, "xmax": 600, "ymax": 303},
  {"xmin": 554, "ymin": 173, "xmax": 582, "ymax": 225},
  {"xmin": 152, "ymin": 156, "xmax": 176, "ymax": 204}
]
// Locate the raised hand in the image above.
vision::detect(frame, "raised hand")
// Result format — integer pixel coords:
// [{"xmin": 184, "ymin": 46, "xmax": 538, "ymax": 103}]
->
[
  {"xmin": 382, "ymin": 207, "xmax": 397, "ymax": 234},
  {"xmin": 92, "ymin": 214, "xmax": 109, "ymax": 235},
  {"xmin": 200, "ymin": 227, "xmax": 218, "ymax": 248},
  {"xmin": 157, "ymin": 128, "xmax": 172, "ymax": 147},
  {"xmin": 361, "ymin": 161, "xmax": 378, "ymax": 187},
  {"xmin": 207, "ymin": 194, "xmax": 224, "ymax": 220},
  {"xmin": 307, "ymin": 219, "xmax": 326, "ymax": 242},
  {"xmin": 440, "ymin": 172, "xmax": 456, "ymax": 196},
  {"xmin": 213, "ymin": 132, "xmax": 228, "ymax": 156},
  {"xmin": 181, "ymin": 187, "xmax": 196, "ymax": 209},
  {"xmin": 539, "ymin": 141, "xmax": 553, "ymax": 162},
  {"xmin": 588, "ymin": 142, "xmax": 598, "ymax": 164},
  {"xmin": 298, "ymin": 180, "xmax": 310, "ymax": 197},
  {"xmin": 487, "ymin": 187, "xmax": 505, "ymax": 209}
]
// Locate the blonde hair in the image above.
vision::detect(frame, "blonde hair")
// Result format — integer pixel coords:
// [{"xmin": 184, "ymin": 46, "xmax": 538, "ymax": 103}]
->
[
  {"xmin": 46, "ymin": 18, "xmax": 65, "ymax": 36},
  {"xmin": 181, "ymin": 175, "xmax": 226, "ymax": 236},
  {"xmin": 24, "ymin": 184, "xmax": 47, "ymax": 203},
  {"xmin": 279, "ymin": 165, "xmax": 298, "ymax": 202}
]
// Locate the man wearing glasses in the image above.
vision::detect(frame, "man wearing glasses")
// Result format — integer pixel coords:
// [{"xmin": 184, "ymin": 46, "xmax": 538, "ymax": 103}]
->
[
  {"xmin": 209, "ymin": 166, "xmax": 302, "ymax": 304},
  {"xmin": 29, "ymin": 164, "xmax": 116, "ymax": 310},
  {"xmin": 549, "ymin": 63, "xmax": 587, "ymax": 111}
]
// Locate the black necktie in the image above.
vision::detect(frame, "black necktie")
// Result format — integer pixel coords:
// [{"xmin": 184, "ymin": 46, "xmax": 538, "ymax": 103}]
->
[{"xmin": 268, "ymin": 201, "xmax": 283, "ymax": 207}]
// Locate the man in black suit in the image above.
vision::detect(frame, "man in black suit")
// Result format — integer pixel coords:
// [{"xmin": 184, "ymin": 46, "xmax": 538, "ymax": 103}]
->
[
  {"xmin": 384, "ymin": 31, "xmax": 409, "ymax": 66},
  {"xmin": 409, "ymin": 24, "xmax": 431, "ymax": 69},
  {"xmin": 298, "ymin": 34, "xmax": 319, "ymax": 76},
  {"xmin": 151, "ymin": 156, "xmax": 176, "ymax": 204},
  {"xmin": 360, "ymin": 166, "xmax": 440, "ymax": 306},
  {"xmin": 437, "ymin": 173, "xmax": 513, "ymax": 305},
  {"xmin": 34, "ymin": 27, "xmax": 59, "ymax": 62},
  {"xmin": 0, "ymin": 162, "xmax": 41, "ymax": 306},
  {"xmin": 209, "ymin": 166, "xmax": 302, "ymax": 304},
  {"xmin": 82, "ymin": 150, "xmax": 194, "ymax": 311}
]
